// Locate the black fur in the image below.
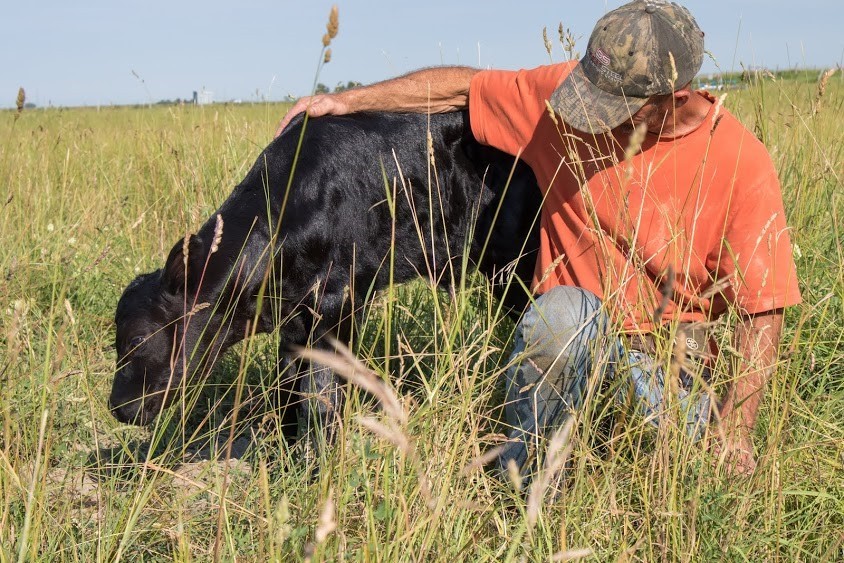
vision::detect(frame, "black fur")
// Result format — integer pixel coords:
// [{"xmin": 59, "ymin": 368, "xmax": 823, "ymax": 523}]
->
[{"xmin": 110, "ymin": 110, "xmax": 541, "ymax": 434}]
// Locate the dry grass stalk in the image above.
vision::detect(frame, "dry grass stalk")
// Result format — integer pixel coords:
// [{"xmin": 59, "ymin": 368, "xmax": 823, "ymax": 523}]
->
[
  {"xmin": 182, "ymin": 233, "xmax": 191, "ymax": 269},
  {"xmin": 507, "ymin": 458, "xmax": 523, "ymax": 490},
  {"xmin": 357, "ymin": 415, "xmax": 435, "ymax": 509},
  {"xmin": 322, "ymin": 5, "xmax": 339, "ymax": 48},
  {"xmin": 323, "ymin": 49, "xmax": 332, "ymax": 64},
  {"xmin": 813, "ymin": 67, "xmax": 838, "ymax": 115},
  {"xmin": 699, "ymin": 277, "xmax": 732, "ymax": 301},
  {"xmin": 543, "ymin": 27, "xmax": 553, "ymax": 58},
  {"xmin": 187, "ymin": 302, "xmax": 210, "ymax": 316},
  {"xmin": 63, "ymin": 299, "xmax": 76, "ymax": 326},
  {"xmin": 297, "ymin": 341, "xmax": 437, "ymax": 508},
  {"xmin": 147, "ymin": 461, "xmax": 260, "ymax": 516},
  {"xmin": 316, "ymin": 490, "xmax": 337, "ymax": 542},
  {"xmin": 652, "ymin": 264, "xmax": 675, "ymax": 324},
  {"xmin": 357, "ymin": 416, "xmax": 410, "ymax": 453},
  {"xmin": 624, "ymin": 122, "xmax": 647, "ymax": 162},
  {"xmin": 526, "ymin": 416, "xmax": 575, "ymax": 528},
  {"xmin": 462, "ymin": 444, "xmax": 506, "ymax": 475},
  {"xmin": 536, "ymin": 252, "xmax": 566, "ymax": 288},
  {"xmin": 77, "ymin": 244, "xmax": 110, "ymax": 277},
  {"xmin": 710, "ymin": 92, "xmax": 727, "ymax": 134},
  {"xmin": 426, "ymin": 130, "xmax": 435, "ymax": 167},
  {"xmin": 624, "ymin": 123, "xmax": 648, "ymax": 184},
  {"xmin": 210, "ymin": 214, "xmax": 224, "ymax": 254},
  {"xmin": 327, "ymin": 6, "xmax": 339, "ymax": 39},
  {"xmin": 16, "ymin": 87, "xmax": 25, "ymax": 113},
  {"xmin": 303, "ymin": 490, "xmax": 337, "ymax": 561},
  {"xmin": 14, "ymin": 87, "xmax": 25, "ymax": 123},
  {"xmin": 668, "ymin": 326, "xmax": 687, "ymax": 397},
  {"xmin": 550, "ymin": 548, "xmax": 594, "ymax": 561},
  {"xmin": 668, "ymin": 52, "xmax": 678, "ymax": 86},
  {"xmin": 545, "ymin": 99, "xmax": 560, "ymax": 126},
  {"xmin": 558, "ymin": 23, "xmax": 578, "ymax": 60},
  {"xmin": 130, "ymin": 212, "xmax": 146, "ymax": 229},
  {"xmin": 712, "ymin": 92, "xmax": 727, "ymax": 121},
  {"xmin": 297, "ymin": 338, "xmax": 407, "ymax": 424}
]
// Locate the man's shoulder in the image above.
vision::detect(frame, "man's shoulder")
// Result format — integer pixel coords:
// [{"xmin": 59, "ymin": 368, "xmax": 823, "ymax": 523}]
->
[
  {"xmin": 703, "ymin": 97, "xmax": 778, "ymax": 182},
  {"xmin": 478, "ymin": 61, "xmax": 577, "ymax": 89}
]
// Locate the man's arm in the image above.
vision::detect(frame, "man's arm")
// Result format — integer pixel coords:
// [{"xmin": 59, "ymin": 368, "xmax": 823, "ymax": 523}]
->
[
  {"xmin": 714, "ymin": 308, "xmax": 784, "ymax": 475},
  {"xmin": 274, "ymin": 66, "xmax": 480, "ymax": 138}
]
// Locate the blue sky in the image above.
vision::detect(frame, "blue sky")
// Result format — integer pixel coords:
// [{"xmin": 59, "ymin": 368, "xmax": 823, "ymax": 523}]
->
[{"xmin": 2, "ymin": 1, "xmax": 841, "ymax": 108}]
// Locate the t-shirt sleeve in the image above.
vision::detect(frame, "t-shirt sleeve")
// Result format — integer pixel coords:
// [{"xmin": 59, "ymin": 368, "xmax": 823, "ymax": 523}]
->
[
  {"xmin": 468, "ymin": 64, "xmax": 571, "ymax": 161},
  {"xmin": 717, "ymin": 169, "xmax": 802, "ymax": 315}
]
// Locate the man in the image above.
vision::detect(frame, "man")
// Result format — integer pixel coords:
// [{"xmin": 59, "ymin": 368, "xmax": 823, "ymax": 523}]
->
[{"xmin": 275, "ymin": 0, "xmax": 801, "ymax": 477}]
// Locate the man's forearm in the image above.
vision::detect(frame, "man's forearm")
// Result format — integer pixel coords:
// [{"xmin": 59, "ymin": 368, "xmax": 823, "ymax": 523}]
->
[
  {"xmin": 718, "ymin": 309, "xmax": 784, "ymax": 434},
  {"xmin": 334, "ymin": 66, "xmax": 480, "ymax": 114},
  {"xmin": 275, "ymin": 66, "xmax": 481, "ymax": 137}
]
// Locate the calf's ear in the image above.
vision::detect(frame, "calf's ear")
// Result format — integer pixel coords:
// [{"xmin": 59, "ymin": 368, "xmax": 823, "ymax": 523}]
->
[{"xmin": 163, "ymin": 234, "xmax": 204, "ymax": 295}]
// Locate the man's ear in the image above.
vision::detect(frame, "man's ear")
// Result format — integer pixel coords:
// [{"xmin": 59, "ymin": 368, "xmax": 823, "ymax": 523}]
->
[
  {"xmin": 162, "ymin": 234, "xmax": 204, "ymax": 295},
  {"xmin": 672, "ymin": 83, "xmax": 694, "ymax": 108}
]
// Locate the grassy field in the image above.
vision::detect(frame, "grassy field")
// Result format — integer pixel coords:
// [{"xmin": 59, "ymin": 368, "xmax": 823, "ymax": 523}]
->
[{"xmin": 0, "ymin": 70, "xmax": 842, "ymax": 561}]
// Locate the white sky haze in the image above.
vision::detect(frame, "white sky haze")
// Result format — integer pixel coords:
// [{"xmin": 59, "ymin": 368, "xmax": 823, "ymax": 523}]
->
[{"xmin": 1, "ymin": 1, "xmax": 841, "ymax": 108}]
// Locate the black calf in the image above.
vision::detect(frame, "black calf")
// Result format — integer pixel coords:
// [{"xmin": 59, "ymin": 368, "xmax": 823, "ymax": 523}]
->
[{"xmin": 110, "ymin": 110, "xmax": 541, "ymax": 435}]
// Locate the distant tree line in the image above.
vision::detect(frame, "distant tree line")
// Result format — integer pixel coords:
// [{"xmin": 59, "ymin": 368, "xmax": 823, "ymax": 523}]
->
[
  {"xmin": 155, "ymin": 98, "xmax": 187, "ymax": 106},
  {"xmin": 150, "ymin": 81, "xmax": 365, "ymax": 106},
  {"xmin": 315, "ymin": 81, "xmax": 364, "ymax": 95}
]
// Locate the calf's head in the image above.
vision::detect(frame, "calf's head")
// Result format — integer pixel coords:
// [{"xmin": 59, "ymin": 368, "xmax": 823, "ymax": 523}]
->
[{"xmin": 110, "ymin": 235, "xmax": 239, "ymax": 425}]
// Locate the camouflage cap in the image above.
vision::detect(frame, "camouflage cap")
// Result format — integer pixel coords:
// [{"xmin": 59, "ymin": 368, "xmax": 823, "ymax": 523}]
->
[{"xmin": 551, "ymin": 0, "xmax": 704, "ymax": 134}]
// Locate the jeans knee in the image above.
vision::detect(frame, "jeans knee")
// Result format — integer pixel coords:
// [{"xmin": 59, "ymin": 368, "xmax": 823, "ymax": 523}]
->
[{"xmin": 519, "ymin": 286, "xmax": 605, "ymax": 350}]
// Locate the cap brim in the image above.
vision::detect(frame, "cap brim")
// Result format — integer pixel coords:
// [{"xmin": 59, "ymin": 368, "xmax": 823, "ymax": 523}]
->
[{"xmin": 551, "ymin": 62, "xmax": 649, "ymax": 134}]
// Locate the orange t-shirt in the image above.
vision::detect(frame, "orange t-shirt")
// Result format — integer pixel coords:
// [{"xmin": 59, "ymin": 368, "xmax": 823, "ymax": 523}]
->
[{"xmin": 469, "ymin": 62, "xmax": 801, "ymax": 331}]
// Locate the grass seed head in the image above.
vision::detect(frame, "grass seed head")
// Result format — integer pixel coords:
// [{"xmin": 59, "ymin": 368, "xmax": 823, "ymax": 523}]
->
[
  {"xmin": 297, "ymin": 339, "xmax": 407, "ymax": 424},
  {"xmin": 304, "ymin": 491, "xmax": 336, "ymax": 563},
  {"xmin": 182, "ymin": 233, "xmax": 190, "ymax": 268},
  {"xmin": 624, "ymin": 122, "xmax": 647, "ymax": 161},
  {"xmin": 545, "ymin": 99, "xmax": 560, "ymax": 126},
  {"xmin": 324, "ymin": 5, "xmax": 339, "ymax": 46},
  {"xmin": 543, "ymin": 27, "xmax": 552, "ymax": 57},
  {"xmin": 315, "ymin": 490, "xmax": 336, "ymax": 543},
  {"xmin": 669, "ymin": 52, "xmax": 678, "ymax": 87},
  {"xmin": 813, "ymin": 67, "xmax": 838, "ymax": 115},
  {"xmin": 16, "ymin": 87, "xmax": 25, "ymax": 113},
  {"xmin": 526, "ymin": 416, "xmax": 575, "ymax": 527},
  {"xmin": 210, "ymin": 214, "xmax": 224, "ymax": 254},
  {"xmin": 559, "ymin": 23, "xmax": 579, "ymax": 60}
]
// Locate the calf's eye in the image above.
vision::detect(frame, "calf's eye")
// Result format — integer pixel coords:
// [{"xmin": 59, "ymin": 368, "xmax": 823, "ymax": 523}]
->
[{"xmin": 129, "ymin": 336, "xmax": 146, "ymax": 350}]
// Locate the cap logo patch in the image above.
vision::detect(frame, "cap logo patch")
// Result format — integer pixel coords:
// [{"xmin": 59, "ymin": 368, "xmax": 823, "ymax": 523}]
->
[
  {"xmin": 593, "ymin": 48, "xmax": 611, "ymax": 66},
  {"xmin": 588, "ymin": 47, "xmax": 623, "ymax": 85}
]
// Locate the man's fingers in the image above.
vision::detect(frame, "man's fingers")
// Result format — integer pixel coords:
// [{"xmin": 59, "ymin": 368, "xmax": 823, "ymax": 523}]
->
[
  {"xmin": 274, "ymin": 114, "xmax": 293, "ymax": 138},
  {"xmin": 306, "ymin": 97, "xmax": 329, "ymax": 117},
  {"xmin": 273, "ymin": 119, "xmax": 287, "ymax": 139},
  {"xmin": 274, "ymin": 98, "xmax": 312, "ymax": 138},
  {"xmin": 711, "ymin": 438, "xmax": 757, "ymax": 477},
  {"xmin": 274, "ymin": 97, "xmax": 319, "ymax": 138},
  {"xmin": 274, "ymin": 95, "xmax": 348, "ymax": 138},
  {"xmin": 303, "ymin": 96, "xmax": 343, "ymax": 118}
]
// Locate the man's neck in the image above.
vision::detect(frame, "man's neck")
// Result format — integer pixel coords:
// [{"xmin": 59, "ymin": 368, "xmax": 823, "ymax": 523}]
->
[{"xmin": 653, "ymin": 92, "xmax": 713, "ymax": 138}]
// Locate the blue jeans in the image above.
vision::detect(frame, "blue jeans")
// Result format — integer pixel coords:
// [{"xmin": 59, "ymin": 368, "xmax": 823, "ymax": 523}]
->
[{"xmin": 498, "ymin": 286, "xmax": 711, "ymax": 477}]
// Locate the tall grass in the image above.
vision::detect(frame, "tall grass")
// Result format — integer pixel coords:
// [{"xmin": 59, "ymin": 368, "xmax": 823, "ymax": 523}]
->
[{"xmin": 0, "ymin": 69, "xmax": 842, "ymax": 560}]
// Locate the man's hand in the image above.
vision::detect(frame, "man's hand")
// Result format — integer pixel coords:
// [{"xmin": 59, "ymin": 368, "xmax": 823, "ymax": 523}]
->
[
  {"xmin": 274, "ymin": 94, "xmax": 351, "ymax": 138},
  {"xmin": 709, "ymin": 308, "xmax": 783, "ymax": 477},
  {"xmin": 711, "ymin": 429, "xmax": 757, "ymax": 476}
]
